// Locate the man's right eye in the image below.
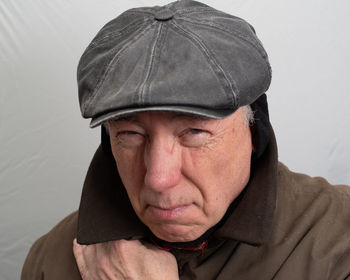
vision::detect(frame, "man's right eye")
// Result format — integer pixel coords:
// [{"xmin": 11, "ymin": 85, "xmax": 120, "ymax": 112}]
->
[
  {"xmin": 120, "ymin": 131, "xmax": 139, "ymax": 135},
  {"xmin": 114, "ymin": 131, "xmax": 145, "ymax": 147}
]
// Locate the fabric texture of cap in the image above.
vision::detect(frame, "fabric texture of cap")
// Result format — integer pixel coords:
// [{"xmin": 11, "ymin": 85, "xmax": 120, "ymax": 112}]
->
[{"xmin": 77, "ymin": 0, "xmax": 272, "ymax": 128}]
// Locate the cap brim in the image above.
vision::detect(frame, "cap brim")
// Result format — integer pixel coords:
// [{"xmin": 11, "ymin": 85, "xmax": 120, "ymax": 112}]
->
[{"xmin": 89, "ymin": 106, "xmax": 236, "ymax": 128}]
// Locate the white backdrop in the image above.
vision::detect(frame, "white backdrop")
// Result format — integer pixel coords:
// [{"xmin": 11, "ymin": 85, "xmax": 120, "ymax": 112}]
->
[{"xmin": 1, "ymin": 0, "xmax": 349, "ymax": 279}]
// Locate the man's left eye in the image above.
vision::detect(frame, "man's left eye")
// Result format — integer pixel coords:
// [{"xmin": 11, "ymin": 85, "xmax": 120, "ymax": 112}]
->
[
  {"xmin": 180, "ymin": 128, "xmax": 210, "ymax": 147},
  {"xmin": 188, "ymin": 128, "xmax": 205, "ymax": 135}
]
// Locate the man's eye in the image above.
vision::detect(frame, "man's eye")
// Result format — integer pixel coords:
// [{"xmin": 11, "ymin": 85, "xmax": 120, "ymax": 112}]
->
[
  {"xmin": 180, "ymin": 128, "xmax": 210, "ymax": 147},
  {"xmin": 116, "ymin": 130, "xmax": 141, "ymax": 137},
  {"xmin": 121, "ymin": 131, "xmax": 139, "ymax": 135},
  {"xmin": 188, "ymin": 128, "xmax": 204, "ymax": 135},
  {"xmin": 114, "ymin": 131, "xmax": 145, "ymax": 147}
]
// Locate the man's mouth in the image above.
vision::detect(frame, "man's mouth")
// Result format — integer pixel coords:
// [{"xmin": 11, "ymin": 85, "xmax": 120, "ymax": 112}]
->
[{"xmin": 147, "ymin": 204, "xmax": 191, "ymax": 220}]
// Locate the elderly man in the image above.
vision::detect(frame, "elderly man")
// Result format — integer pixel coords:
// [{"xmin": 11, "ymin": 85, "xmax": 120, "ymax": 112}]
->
[{"xmin": 22, "ymin": 0, "xmax": 350, "ymax": 279}]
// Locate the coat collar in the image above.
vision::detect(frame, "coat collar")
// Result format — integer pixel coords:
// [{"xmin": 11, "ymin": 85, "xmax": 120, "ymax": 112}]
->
[{"xmin": 77, "ymin": 127, "xmax": 278, "ymax": 246}]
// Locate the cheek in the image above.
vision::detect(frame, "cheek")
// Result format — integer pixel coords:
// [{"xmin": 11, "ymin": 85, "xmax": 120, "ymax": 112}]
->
[
  {"xmin": 111, "ymin": 140, "xmax": 144, "ymax": 176},
  {"xmin": 184, "ymin": 131, "xmax": 252, "ymax": 215},
  {"xmin": 182, "ymin": 149, "xmax": 232, "ymax": 215},
  {"xmin": 111, "ymin": 144, "xmax": 146, "ymax": 210}
]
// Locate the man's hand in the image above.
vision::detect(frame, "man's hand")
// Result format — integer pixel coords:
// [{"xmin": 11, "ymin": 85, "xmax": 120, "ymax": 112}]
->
[{"xmin": 73, "ymin": 238, "xmax": 179, "ymax": 280}]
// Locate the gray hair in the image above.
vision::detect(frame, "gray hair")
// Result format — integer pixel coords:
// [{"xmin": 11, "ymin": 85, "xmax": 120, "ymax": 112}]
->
[{"xmin": 242, "ymin": 105, "xmax": 255, "ymax": 125}]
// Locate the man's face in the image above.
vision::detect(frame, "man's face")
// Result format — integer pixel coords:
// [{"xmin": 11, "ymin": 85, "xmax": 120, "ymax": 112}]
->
[{"xmin": 108, "ymin": 108, "xmax": 252, "ymax": 242}]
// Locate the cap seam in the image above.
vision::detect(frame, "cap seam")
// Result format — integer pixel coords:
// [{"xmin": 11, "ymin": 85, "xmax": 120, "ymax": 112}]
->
[
  {"xmin": 82, "ymin": 21, "xmax": 157, "ymax": 113},
  {"xmin": 170, "ymin": 20, "xmax": 237, "ymax": 108},
  {"xmin": 77, "ymin": 18, "xmax": 150, "ymax": 78},
  {"xmin": 173, "ymin": 6, "xmax": 213, "ymax": 15},
  {"xmin": 138, "ymin": 23, "xmax": 164, "ymax": 104},
  {"xmin": 177, "ymin": 16, "xmax": 272, "ymax": 92},
  {"xmin": 144, "ymin": 22, "xmax": 169, "ymax": 105},
  {"xmin": 124, "ymin": 9, "xmax": 156, "ymax": 17},
  {"xmin": 88, "ymin": 18, "xmax": 148, "ymax": 49},
  {"xmin": 177, "ymin": 17, "xmax": 270, "ymax": 64},
  {"xmin": 176, "ymin": 7, "xmax": 245, "ymax": 25}
]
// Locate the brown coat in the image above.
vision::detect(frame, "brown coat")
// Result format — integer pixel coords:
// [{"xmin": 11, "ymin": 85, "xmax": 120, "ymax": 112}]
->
[{"xmin": 22, "ymin": 134, "xmax": 350, "ymax": 279}]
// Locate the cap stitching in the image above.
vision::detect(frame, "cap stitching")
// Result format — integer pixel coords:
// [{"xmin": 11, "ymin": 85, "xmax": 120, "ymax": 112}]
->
[
  {"xmin": 176, "ymin": 7, "xmax": 243, "ymax": 21},
  {"xmin": 174, "ymin": 6, "xmax": 213, "ymax": 14},
  {"xmin": 143, "ymin": 22, "xmax": 169, "ymax": 105},
  {"xmin": 170, "ymin": 20, "xmax": 237, "ymax": 108},
  {"xmin": 176, "ymin": 16, "xmax": 270, "ymax": 64},
  {"xmin": 138, "ymin": 23, "xmax": 164, "ymax": 104},
  {"xmin": 88, "ymin": 18, "xmax": 148, "ymax": 49},
  {"xmin": 178, "ymin": 16, "xmax": 272, "ymax": 92},
  {"xmin": 78, "ymin": 18, "xmax": 150, "ymax": 78},
  {"xmin": 126, "ymin": 9, "xmax": 159, "ymax": 17},
  {"xmin": 82, "ymin": 21, "xmax": 157, "ymax": 112}
]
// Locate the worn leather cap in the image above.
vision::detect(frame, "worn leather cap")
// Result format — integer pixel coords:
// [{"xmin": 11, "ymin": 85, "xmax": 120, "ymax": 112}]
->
[{"xmin": 78, "ymin": 0, "xmax": 272, "ymax": 128}]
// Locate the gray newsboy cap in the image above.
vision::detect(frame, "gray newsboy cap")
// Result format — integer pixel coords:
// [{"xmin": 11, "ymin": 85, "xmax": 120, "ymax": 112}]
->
[{"xmin": 78, "ymin": 0, "xmax": 271, "ymax": 128}]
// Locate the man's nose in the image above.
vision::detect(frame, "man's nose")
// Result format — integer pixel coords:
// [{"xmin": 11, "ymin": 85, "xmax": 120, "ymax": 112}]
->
[{"xmin": 144, "ymin": 136, "xmax": 182, "ymax": 192}]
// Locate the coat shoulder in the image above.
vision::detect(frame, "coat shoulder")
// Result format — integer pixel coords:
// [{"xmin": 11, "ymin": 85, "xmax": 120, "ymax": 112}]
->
[
  {"xmin": 272, "ymin": 163, "xmax": 350, "ymax": 279},
  {"xmin": 21, "ymin": 211, "xmax": 81, "ymax": 280},
  {"xmin": 276, "ymin": 162, "xmax": 350, "ymax": 216}
]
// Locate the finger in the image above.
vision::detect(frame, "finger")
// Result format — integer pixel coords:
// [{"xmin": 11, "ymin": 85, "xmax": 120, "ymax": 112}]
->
[
  {"xmin": 73, "ymin": 238, "xmax": 89, "ymax": 279},
  {"xmin": 95, "ymin": 242, "xmax": 125, "ymax": 279}
]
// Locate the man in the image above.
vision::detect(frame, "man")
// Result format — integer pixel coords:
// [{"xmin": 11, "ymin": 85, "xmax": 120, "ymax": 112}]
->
[{"xmin": 22, "ymin": 0, "xmax": 350, "ymax": 279}]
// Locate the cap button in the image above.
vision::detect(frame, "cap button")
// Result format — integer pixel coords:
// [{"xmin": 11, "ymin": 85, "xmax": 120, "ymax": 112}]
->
[{"xmin": 154, "ymin": 8, "xmax": 174, "ymax": 21}]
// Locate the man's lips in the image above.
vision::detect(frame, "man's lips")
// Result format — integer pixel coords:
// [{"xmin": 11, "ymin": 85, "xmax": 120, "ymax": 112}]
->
[{"xmin": 147, "ymin": 204, "xmax": 191, "ymax": 220}]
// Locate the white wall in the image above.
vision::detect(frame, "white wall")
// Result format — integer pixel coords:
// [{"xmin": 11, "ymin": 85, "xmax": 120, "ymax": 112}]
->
[{"xmin": 0, "ymin": 0, "xmax": 349, "ymax": 278}]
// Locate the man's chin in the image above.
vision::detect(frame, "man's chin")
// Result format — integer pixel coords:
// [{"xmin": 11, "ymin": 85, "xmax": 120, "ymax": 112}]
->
[{"xmin": 149, "ymin": 223, "xmax": 205, "ymax": 243}]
